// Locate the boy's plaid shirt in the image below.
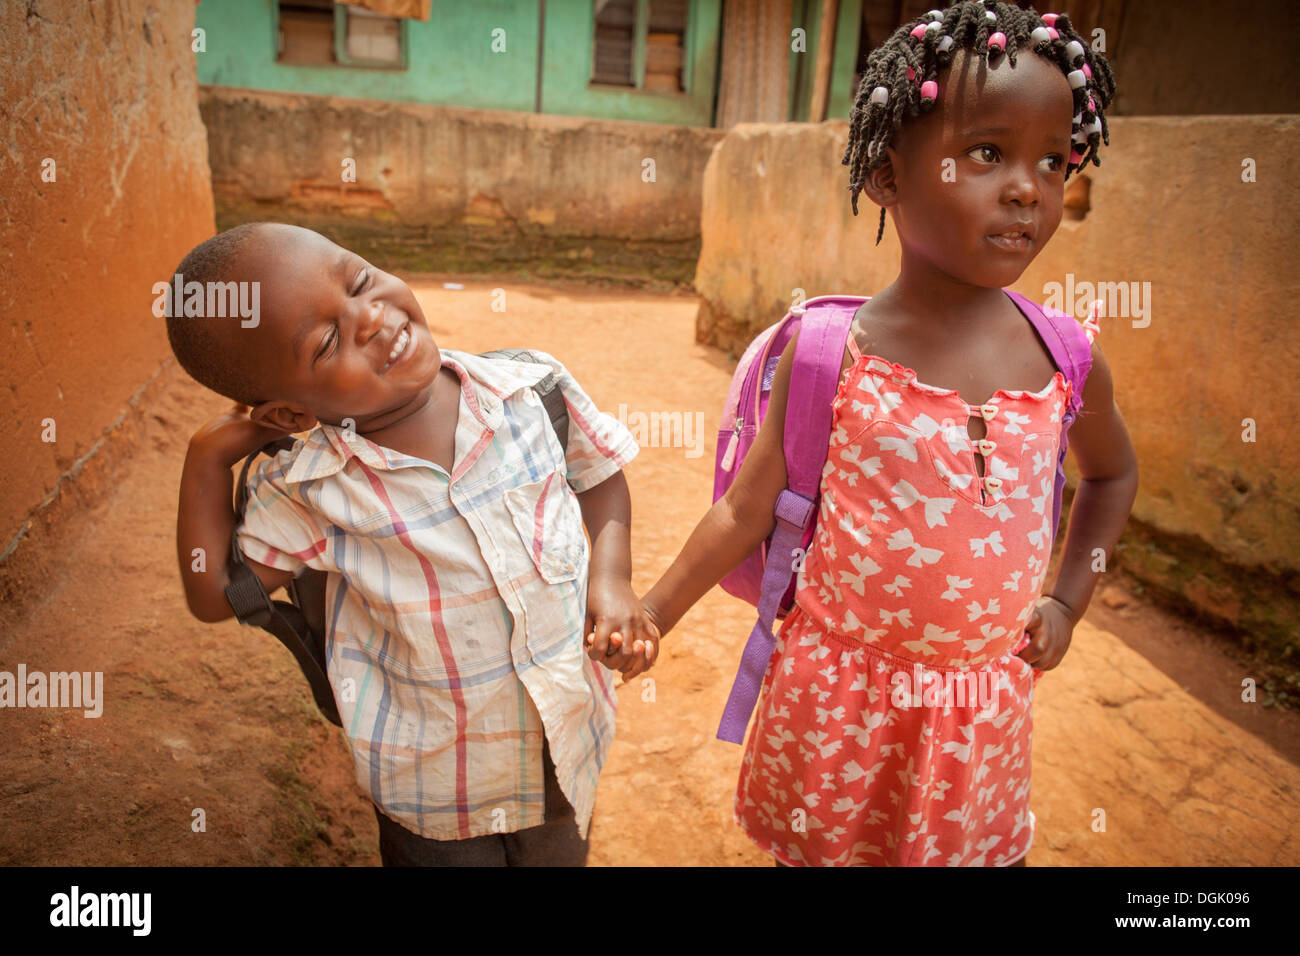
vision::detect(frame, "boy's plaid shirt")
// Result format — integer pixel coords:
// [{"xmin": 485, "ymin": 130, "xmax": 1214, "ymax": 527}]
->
[{"xmin": 235, "ymin": 349, "xmax": 639, "ymax": 840}]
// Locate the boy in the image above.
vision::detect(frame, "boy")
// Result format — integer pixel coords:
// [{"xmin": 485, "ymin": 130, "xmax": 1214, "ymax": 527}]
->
[{"xmin": 172, "ymin": 222, "xmax": 658, "ymax": 865}]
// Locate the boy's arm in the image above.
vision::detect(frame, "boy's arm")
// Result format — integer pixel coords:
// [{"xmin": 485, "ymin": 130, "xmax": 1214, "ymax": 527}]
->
[
  {"xmin": 1021, "ymin": 342, "xmax": 1139, "ymax": 668},
  {"xmin": 640, "ymin": 334, "xmax": 798, "ymax": 639},
  {"xmin": 178, "ymin": 404, "xmax": 297, "ymax": 623}
]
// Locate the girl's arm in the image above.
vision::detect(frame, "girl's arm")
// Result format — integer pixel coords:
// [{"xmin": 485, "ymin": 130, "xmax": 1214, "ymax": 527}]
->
[
  {"xmin": 641, "ymin": 334, "xmax": 801, "ymax": 638},
  {"xmin": 1045, "ymin": 341, "xmax": 1139, "ymax": 626}
]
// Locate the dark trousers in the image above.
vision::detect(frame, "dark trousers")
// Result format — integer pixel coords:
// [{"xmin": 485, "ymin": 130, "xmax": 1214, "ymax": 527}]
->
[{"xmin": 372, "ymin": 742, "xmax": 589, "ymax": 866}]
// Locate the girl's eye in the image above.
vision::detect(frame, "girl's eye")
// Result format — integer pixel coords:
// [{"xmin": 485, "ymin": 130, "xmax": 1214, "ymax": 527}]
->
[
  {"xmin": 351, "ymin": 269, "xmax": 369, "ymax": 295},
  {"xmin": 968, "ymin": 145, "xmax": 999, "ymax": 164},
  {"xmin": 1040, "ymin": 154, "xmax": 1065, "ymax": 173}
]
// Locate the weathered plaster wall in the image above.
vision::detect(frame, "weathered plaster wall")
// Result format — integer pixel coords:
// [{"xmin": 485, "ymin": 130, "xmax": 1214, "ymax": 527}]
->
[
  {"xmin": 199, "ymin": 86, "xmax": 725, "ymax": 286},
  {"xmin": 0, "ymin": 1, "xmax": 215, "ymax": 593},
  {"xmin": 693, "ymin": 116, "xmax": 1300, "ymax": 655}
]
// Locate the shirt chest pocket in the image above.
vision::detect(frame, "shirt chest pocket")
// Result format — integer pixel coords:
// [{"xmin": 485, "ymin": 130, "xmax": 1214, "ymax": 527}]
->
[{"xmin": 502, "ymin": 470, "xmax": 584, "ymax": 583}]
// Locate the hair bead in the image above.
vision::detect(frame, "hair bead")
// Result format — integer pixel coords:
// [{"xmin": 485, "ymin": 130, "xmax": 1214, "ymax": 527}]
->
[
  {"xmin": 870, "ymin": 85, "xmax": 890, "ymax": 106},
  {"xmin": 910, "ymin": 24, "xmax": 927, "ymax": 40},
  {"xmin": 920, "ymin": 80, "xmax": 938, "ymax": 101},
  {"xmin": 1042, "ymin": 13, "xmax": 1059, "ymax": 27},
  {"xmin": 1082, "ymin": 63, "xmax": 1093, "ymax": 80},
  {"xmin": 1030, "ymin": 26, "xmax": 1052, "ymax": 45},
  {"xmin": 1067, "ymin": 69, "xmax": 1087, "ymax": 89},
  {"xmin": 988, "ymin": 31, "xmax": 1006, "ymax": 53},
  {"xmin": 1064, "ymin": 39, "xmax": 1086, "ymax": 64},
  {"xmin": 938, "ymin": 35, "xmax": 955, "ymax": 53}
]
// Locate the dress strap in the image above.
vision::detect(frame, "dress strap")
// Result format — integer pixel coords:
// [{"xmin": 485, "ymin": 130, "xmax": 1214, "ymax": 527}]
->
[{"xmin": 846, "ymin": 332, "xmax": 862, "ymax": 362}]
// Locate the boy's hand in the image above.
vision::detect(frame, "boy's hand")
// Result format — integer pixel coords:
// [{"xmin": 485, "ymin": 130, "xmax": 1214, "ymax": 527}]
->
[
  {"xmin": 189, "ymin": 403, "xmax": 300, "ymax": 468},
  {"xmin": 585, "ymin": 575, "xmax": 659, "ymax": 681},
  {"xmin": 1015, "ymin": 595, "xmax": 1077, "ymax": 672}
]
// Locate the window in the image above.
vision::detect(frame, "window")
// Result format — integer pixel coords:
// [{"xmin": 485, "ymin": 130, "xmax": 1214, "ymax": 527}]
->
[
  {"xmin": 276, "ymin": 2, "xmax": 405, "ymax": 69},
  {"xmin": 591, "ymin": 0, "xmax": 689, "ymax": 93}
]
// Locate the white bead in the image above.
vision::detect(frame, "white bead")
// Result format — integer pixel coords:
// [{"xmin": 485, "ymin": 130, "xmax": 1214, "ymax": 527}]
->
[
  {"xmin": 1072, "ymin": 111, "xmax": 1082, "ymax": 125},
  {"xmin": 925, "ymin": 19, "xmax": 941, "ymax": 32},
  {"xmin": 1072, "ymin": 129, "xmax": 1088, "ymax": 144},
  {"xmin": 870, "ymin": 85, "xmax": 889, "ymax": 106},
  {"xmin": 938, "ymin": 35, "xmax": 955, "ymax": 53},
  {"xmin": 1067, "ymin": 69, "xmax": 1087, "ymax": 89},
  {"xmin": 927, "ymin": 8, "xmax": 943, "ymax": 18},
  {"xmin": 1085, "ymin": 117, "xmax": 1102, "ymax": 135},
  {"xmin": 986, "ymin": 10, "xmax": 997, "ymax": 21},
  {"xmin": 1065, "ymin": 39, "xmax": 1085, "ymax": 62},
  {"xmin": 1030, "ymin": 26, "xmax": 1052, "ymax": 44}
]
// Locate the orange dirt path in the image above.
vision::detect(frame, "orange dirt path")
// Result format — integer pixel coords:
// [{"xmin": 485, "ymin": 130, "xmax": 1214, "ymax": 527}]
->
[{"xmin": 1, "ymin": 278, "xmax": 1296, "ymax": 865}]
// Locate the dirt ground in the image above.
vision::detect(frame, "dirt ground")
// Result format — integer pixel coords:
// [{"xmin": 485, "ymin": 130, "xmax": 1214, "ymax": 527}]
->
[{"xmin": 1, "ymin": 277, "xmax": 1297, "ymax": 866}]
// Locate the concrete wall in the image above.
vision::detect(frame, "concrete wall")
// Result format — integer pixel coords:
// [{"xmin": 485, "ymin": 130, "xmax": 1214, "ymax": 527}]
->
[
  {"xmin": 693, "ymin": 116, "xmax": 1300, "ymax": 656},
  {"xmin": 199, "ymin": 86, "xmax": 725, "ymax": 285},
  {"xmin": 0, "ymin": 2, "xmax": 214, "ymax": 594}
]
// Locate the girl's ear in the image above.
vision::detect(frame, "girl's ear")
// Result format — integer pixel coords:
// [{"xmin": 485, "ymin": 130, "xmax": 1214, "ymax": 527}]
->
[{"xmin": 861, "ymin": 154, "xmax": 900, "ymax": 209}]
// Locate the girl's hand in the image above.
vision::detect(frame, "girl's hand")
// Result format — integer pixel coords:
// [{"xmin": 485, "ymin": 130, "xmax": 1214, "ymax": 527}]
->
[
  {"xmin": 189, "ymin": 403, "xmax": 301, "ymax": 468},
  {"xmin": 585, "ymin": 576, "xmax": 659, "ymax": 681},
  {"xmin": 1016, "ymin": 595, "xmax": 1078, "ymax": 671}
]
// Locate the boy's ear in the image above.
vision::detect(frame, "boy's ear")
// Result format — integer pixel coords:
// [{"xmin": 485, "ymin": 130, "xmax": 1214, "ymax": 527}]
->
[
  {"xmin": 861, "ymin": 154, "xmax": 900, "ymax": 208},
  {"xmin": 248, "ymin": 400, "xmax": 317, "ymax": 435}
]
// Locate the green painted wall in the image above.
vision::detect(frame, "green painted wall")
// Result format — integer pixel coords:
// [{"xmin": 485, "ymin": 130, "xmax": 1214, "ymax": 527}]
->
[
  {"xmin": 827, "ymin": 0, "xmax": 863, "ymax": 121},
  {"xmin": 197, "ymin": 1, "xmax": 539, "ymax": 112},
  {"xmin": 195, "ymin": 0, "xmax": 723, "ymax": 126},
  {"xmin": 540, "ymin": 1, "xmax": 721, "ymax": 126}
]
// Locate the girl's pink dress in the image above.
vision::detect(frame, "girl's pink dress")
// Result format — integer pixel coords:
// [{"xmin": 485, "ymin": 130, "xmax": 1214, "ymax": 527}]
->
[{"xmin": 735, "ymin": 328, "xmax": 1090, "ymax": 866}]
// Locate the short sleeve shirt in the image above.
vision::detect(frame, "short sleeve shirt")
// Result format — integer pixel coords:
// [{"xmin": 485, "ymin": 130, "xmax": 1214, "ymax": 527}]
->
[{"xmin": 234, "ymin": 349, "xmax": 639, "ymax": 840}]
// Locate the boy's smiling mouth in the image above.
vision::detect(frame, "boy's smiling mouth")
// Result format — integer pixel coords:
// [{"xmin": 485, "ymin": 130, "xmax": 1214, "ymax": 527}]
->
[{"xmin": 381, "ymin": 320, "xmax": 413, "ymax": 373}]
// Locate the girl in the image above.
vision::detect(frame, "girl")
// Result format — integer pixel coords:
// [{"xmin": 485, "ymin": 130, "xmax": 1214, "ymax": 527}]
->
[{"xmin": 639, "ymin": 2, "xmax": 1139, "ymax": 866}]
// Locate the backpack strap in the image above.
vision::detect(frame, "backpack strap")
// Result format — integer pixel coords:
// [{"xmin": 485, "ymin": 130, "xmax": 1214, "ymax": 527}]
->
[
  {"xmin": 225, "ymin": 438, "xmax": 341, "ymax": 726},
  {"xmin": 478, "ymin": 348, "xmax": 570, "ymax": 450},
  {"xmin": 1003, "ymin": 290, "xmax": 1094, "ymax": 545},
  {"xmin": 716, "ymin": 303, "xmax": 855, "ymax": 744}
]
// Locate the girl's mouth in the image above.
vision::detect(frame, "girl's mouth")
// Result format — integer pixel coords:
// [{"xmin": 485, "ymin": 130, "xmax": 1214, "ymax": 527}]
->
[
  {"xmin": 382, "ymin": 322, "xmax": 413, "ymax": 373},
  {"xmin": 986, "ymin": 232, "xmax": 1032, "ymax": 252}
]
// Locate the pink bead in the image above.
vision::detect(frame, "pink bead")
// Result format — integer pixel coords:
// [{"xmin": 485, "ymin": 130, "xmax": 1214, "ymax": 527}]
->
[
  {"xmin": 1042, "ymin": 13, "xmax": 1059, "ymax": 26},
  {"xmin": 920, "ymin": 80, "xmax": 938, "ymax": 100},
  {"xmin": 1069, "ymin": 147, "xmax": 1085, "ymax": 164},
  {"xmin": 910, "ymin": 24, "xmax": 927, "ymax": 40},
  {"xmin": 907, "ymin": 66, "xmax": 917, "ymax": 82},
  {"xmin": 1082, "ymin": 63, "xmax": 1092, "ymax": 79},
  {"xmin": 1047, "ymin": 26, "xmax": 1059, "ymax": 39},
  {"xmin": 1088, "ymin": 95, "xmax": 1097, "ymax": 111},
  {"xmin": 988, "ymin": 31, "xmax": 1006, "ymax": 51}
]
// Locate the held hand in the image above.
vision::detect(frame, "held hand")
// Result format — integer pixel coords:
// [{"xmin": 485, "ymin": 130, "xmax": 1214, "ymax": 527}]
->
[
  {"xmin": 1016, "ymin": 595, "xmax": 1077, "ymax": 671},
  {"xmin": 584, "ymin": 576, "xmax": 659, "ymax": 681},
  {"xmin": 188, "ymin": 403, "xmax": 303, "ymax": 468}
]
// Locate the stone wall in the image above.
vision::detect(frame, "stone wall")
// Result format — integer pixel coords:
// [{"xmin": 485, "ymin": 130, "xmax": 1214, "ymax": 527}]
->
[
  {"xmin": 693, "ymin": 116, "xmax": 1300, "ymax": 659},
  {"xmin": 199, "ymin": 86, "xmax": 725, "ymax": 287},
  {"xmin": 0, "ymin": 1, "xmax": 215, "ymax": 600}
]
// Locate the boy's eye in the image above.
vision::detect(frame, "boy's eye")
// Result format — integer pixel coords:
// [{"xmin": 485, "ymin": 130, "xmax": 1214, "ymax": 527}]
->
[
  {"xmin": 351, "ymin": 268, "xmax": 370, "ymax": 295},
  {"xmin": 314, "ymin": 326, "xmax": 338, "ymax": 362},
  {"xmin": 967, "ymin": 145, "xmax": 999, "ymax": 164}
]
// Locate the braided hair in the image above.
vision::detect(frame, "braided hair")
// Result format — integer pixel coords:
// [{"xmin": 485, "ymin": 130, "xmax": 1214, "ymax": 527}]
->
[{"xmin": 842, "ymin": 1, "xmax": 1117, "ymax": 244}]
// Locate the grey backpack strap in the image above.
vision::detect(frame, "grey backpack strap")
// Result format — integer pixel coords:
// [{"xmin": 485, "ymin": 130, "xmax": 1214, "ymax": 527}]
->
[{"xmin": 477, "ymin": 349, "xmax": 569, "ymax": 450}]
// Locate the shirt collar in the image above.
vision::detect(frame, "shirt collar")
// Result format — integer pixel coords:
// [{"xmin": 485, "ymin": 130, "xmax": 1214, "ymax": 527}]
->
[{"xmin": 281, "ymin": 349, "xmax": 552, "ymax": 484}]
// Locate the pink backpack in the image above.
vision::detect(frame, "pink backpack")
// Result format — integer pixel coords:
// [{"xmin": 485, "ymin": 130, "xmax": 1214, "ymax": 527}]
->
[{"xmin": 712, "ymin": 290, "xmax": 1095, "ymax": 743}]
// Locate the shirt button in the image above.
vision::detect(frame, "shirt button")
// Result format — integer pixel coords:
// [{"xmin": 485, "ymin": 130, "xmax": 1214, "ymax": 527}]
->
[
  {"xmin": 977, "ymin": 439, "xmax": 997, "ymax": 456},
  {"xmin": 980, "ymin": 403, "xmax": 998, "ymax": 422},
  {"xmin": 984, "ymin": 476, "xmax": 1003, "ymax": 492}
]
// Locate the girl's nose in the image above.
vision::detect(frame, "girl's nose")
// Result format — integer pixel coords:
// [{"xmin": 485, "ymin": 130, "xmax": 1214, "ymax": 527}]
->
[
  {"xmin": 351, "ymin": 295, "xmax": 385, "ymax": 340},
  {"xmin": 1002, "ymin": 166, "xmax": 1040, "ymax": 205}
]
